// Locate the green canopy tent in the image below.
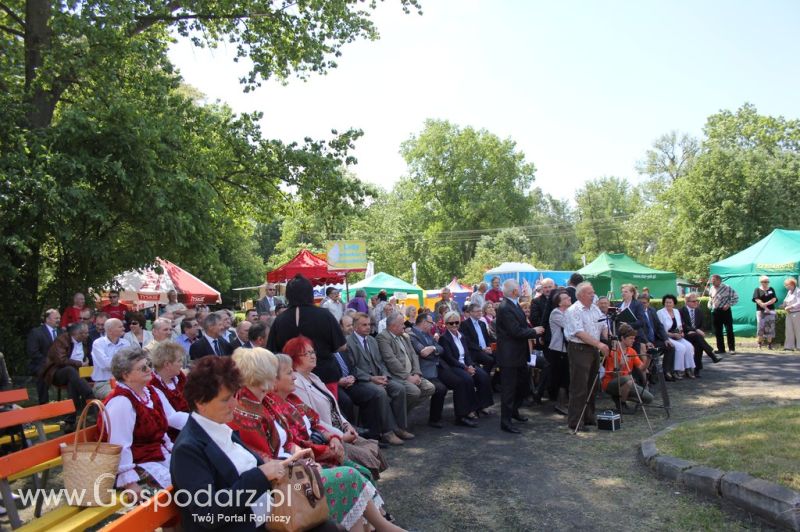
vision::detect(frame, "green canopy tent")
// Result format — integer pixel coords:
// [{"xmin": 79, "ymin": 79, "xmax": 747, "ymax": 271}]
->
[
  {"xmin": 345, "ymin": 272, "xmax": 424, "ymax": 306},
  {"xmin": 709, "ymin": 228, "xmax": 800, "ymax": 336},
  {"xmin": 578, "ymin": 253, "xmax": 677, "ymax": 300}
]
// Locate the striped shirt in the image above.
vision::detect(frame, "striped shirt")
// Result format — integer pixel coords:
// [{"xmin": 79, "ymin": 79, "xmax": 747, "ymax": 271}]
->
[{"xmin": 709, "ymin": 283, "xmax": 739, "ymax": 310}]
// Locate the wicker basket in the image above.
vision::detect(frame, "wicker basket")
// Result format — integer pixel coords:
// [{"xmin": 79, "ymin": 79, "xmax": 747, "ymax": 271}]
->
[{"xmin": 60, "ymin": 399, "xmax": 122, "ymax": 506}]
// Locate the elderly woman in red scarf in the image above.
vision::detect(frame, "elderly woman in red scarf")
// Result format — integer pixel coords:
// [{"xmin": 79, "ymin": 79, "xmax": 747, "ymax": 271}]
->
[
  {"xmin": 284, "ymin": 336, "xmax": 386, "ymax": 478},
  {"xmin": 104, "ymin": 346, "xmax": 188, "ymax": 496},
  {"xmin": 149, "ymin": 341, "xmax": 188, "ymax": 441},
  {"xmin": 229, "ymin": 347, "xmax": 403, "ymax": 531}
]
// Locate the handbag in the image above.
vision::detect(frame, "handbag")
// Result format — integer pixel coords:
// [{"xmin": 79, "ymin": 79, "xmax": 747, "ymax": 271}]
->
[
  {"xmin": 267, "ymin": 458, "xmax": 329, "ymax": 532},
  {"xmin": 60, "ymin": 399, "xmax": 122, "ymax": 506}
]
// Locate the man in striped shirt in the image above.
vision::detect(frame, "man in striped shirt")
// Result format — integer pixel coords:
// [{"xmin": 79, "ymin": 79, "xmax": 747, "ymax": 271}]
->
[{"xmin": 709, "ymin": 274, "xmax": 738, "ymax": 354}]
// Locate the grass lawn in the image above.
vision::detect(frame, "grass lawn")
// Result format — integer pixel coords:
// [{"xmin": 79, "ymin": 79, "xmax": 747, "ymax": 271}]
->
[{"xmin": 658, "ymin": 405, "xmax": 800, "ymax": 491}]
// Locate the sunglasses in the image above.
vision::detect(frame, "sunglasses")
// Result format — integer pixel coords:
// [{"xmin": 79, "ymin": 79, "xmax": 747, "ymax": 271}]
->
[
  {"xmin": 446, "ymin": 321, "xmax": 460, "ymax": 325},
  {"xmin": 136, "ymin": 361, "xmax": 152, "ymax": 373}
]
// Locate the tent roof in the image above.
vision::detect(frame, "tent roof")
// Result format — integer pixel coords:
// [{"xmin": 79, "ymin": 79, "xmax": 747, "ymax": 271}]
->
[
  {"xmin": 267, "ymin": 250, "xmax": 345, "ymax": 285},
  {"xmin": 485, "ymin": 262, "xmax": 538, "ymax": 274},
  {"xmin": 578, "ymin": 253, "xmax": 674, "ymax": 277},
  {"xmin": 349, "ymin": 272, "xmax": 421, "ymax": 293},
  {"xmin": 113, "ymin": 257, "xmax": 221, "ymax": 305},
  {"xmin": 444, "ymin": 277, "xmax": 472, "ymax": 293},
  {"xmin": 710, "ymin": 229, "xmax": 800, "ymax": 275}
]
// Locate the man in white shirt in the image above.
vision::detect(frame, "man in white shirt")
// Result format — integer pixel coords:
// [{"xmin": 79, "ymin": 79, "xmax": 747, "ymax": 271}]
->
[
  {"xmin": 470, "ymin": 282, "xmax": 488, "ymax": 308},
  {"xmin": 91, "ymin": 318, "xmax": 130, "ymax": 399},
  {"xmin": 564, "ymin": 282, "xmax": 608, "ymax": 431},
  {"xmin": 321, "ymin": 287, "xmax": 345, "ymax": 321},
  {"xmin": 164, "ymin": 290, "xmax": 187, "ymax": 331}
]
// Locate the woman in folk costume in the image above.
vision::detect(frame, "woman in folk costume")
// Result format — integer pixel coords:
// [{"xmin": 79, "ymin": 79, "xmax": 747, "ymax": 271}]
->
[{"xmin": 103, "ymin": 347, "xmax": 188, "ymax": 494}]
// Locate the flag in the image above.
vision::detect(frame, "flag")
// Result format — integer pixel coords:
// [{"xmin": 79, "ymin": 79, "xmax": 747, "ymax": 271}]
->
[{"xmin": 521, "ymin": 278, "xmax": 532, "ymax": 297}]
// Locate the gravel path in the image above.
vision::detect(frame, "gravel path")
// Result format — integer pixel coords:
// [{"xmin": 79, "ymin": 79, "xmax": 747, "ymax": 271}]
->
[{"xmin": 378, "ymin": 352, "xmax": 800, "ymax": 531}]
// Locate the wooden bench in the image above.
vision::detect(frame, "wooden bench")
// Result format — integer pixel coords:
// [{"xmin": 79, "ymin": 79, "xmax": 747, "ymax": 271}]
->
[
  {"xmin": 98, "ymin": 486, "xmax": 180, "ymax": 532},
  {"xmin": 0, "ymin": 389, "xmax": 60, "ymax": 447},
  {"xmin": 0, "ymin": 399, "xmax": 76, "ymax": 528}
]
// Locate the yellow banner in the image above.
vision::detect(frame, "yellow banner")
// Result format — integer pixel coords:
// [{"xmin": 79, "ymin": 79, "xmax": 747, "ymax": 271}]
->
[{"xmin": 326, "ymin": 240, "xmax": 367, "ymax": 270}]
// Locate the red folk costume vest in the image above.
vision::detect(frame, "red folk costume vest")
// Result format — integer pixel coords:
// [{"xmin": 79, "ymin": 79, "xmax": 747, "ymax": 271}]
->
[
  {"xmin": 149, "ymin": 372, "xmax": 189, "ymax": 413},
  {"xmin": 103, "ymin": 384, "xmax": 169, "ymax": 463}
]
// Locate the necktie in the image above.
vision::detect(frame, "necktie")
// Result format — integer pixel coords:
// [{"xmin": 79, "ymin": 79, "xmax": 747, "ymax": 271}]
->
[
  {"xmin": 644, "ymin": 311, "xmax": 655, "ymax": 342},
  {"xmin": 213, "ymin": 339, "xmax": 221, "ymax": 356},
  {"xmin": 51, "ymin": 327, "xmax": 57, "ymax": 341},
  {"xmin": 362, "ymin": 337, "xmax": 370, "ymax": 355},
  {"xmin": 334, "ymin": 352, "xmax": 349, "ymax": 377},
  {"xmin": 690, "ymin": 309, "xmax": 696, "ymax": 329}
]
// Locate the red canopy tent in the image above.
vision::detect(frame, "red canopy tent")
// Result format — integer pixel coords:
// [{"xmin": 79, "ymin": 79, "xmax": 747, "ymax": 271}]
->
[
  {"xmin": 267, "ymin": 250, "xmax": 346, "ymax": 285},
  {"xmin": 112, "ymin": 257, "xmax": 221, "ymax": 307}
]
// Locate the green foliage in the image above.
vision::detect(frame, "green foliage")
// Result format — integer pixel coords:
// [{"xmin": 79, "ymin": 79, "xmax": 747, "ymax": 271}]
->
[
  {"xmin": 0, "ymin": 0, "xmax": 421, "ymax": 374},
  {"xmin": 462, "ymin": 228, "xmax": 539, "ymax": 284},
  {"xmin": 574, "ymin": 176, "xmax": 640, "ymax": 257}
]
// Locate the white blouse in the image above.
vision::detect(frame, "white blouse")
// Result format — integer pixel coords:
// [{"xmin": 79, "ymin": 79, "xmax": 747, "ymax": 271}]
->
[
  {"xmin": 784, "ymin": 289, "xmax": 800, "ymax": 313},
  {"xmin": 449, "ymin": 331, "xmax": 466, "ymax": 365},
  {"xmin": 105, "ymin": 384, "xmax": 189, "ymax": 487},
  {"xmin": 191, "ymin": 412, "xmax": 256, "ymax": 475}
]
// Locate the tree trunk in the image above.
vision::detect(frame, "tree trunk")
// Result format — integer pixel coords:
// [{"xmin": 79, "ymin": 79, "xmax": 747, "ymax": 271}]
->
[{"xmin": 24, "ymin": 0, "xmax": 56, "ymax": 129}]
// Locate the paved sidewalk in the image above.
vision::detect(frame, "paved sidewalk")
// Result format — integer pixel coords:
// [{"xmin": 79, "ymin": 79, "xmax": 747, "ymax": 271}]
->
[{"xmin": 379, "ymin": 352, "xmax": 800, "ymax": 531}]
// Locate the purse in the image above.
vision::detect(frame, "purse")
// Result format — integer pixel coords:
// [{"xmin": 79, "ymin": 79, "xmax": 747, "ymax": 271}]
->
[
  {"xmin": 60, "ymin": 399, "xmax": 122, "ymax": 506},
  {"xmin": 267, "ymin": 458, "xmax": 329, "ymax": 532}
]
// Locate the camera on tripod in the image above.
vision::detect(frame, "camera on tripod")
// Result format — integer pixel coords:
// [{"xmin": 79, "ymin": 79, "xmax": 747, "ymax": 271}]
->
[{"xmin": 646, "ymin": 346, "xmax": 664, "ymax": 359}]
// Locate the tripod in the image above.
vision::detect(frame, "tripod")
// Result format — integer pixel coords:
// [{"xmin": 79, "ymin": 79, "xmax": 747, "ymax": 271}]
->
[{"xmin": 573, "ymin": 316, "xmax": 656, "ymax": 434}]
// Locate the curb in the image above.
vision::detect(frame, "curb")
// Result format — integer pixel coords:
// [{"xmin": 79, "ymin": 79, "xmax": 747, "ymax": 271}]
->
[{"xmin": 640, "ymin": 427, "xmax": 800, "ymax": 531}]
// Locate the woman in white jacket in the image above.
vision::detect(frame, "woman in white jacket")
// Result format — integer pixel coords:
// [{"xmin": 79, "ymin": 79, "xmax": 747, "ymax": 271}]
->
[{"xmin": 656, "ymin": 294, "xmax": 696, "ymax": 380}]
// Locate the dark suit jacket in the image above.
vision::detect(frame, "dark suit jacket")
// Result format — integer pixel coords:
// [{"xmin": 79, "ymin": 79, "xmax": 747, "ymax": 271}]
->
[
  {"xmin": 345, "ymin": 333, "xmax": 389, "ymax": 383},
  {"xmin": 26, "ymin": 324, "xmax": 60, "ymax": 375},
  {"xmin": 438, "ymin": 330, "xmax": 472, "ymax": 369},
  {"xmin": 408, "ymin": 327, "xmax": 443, "ymax": 380},
  {"xmin": 619, "ymin": 299, "xmax": 647, "ymax": 344},
  {"xmin": 680, "ymin": 306, "xmax": 705, "ymax": 334},
  {"xmin": 459, "ymin": 319, "xmax": 491, "ymax": 363},
  {"xmin": 229, "ymin": 337, "xmax": 252, "ymax": 350},
  {"xmin": 171, "ymin": 415, "xmax": 272, "ymax": 532},
  {"xmin": 494, "ymin": 300, "xmax": 539, "ymax": 368},
  {"xmin": 189, "ymin": 335, "xmax": 233, "ymax": 361},
  {"xmin": 42, "ymin": 333, "xmax": 91, "ymax": 385},
  {"xmin": 642, "ymin": 306, "xmax": 669, "ymax": 344}
]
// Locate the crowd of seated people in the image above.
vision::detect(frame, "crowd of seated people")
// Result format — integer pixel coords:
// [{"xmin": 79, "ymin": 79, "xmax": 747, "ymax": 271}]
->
[{"xmin": 18, "ymin": 273, "xmax": 782, "ymax": 528}]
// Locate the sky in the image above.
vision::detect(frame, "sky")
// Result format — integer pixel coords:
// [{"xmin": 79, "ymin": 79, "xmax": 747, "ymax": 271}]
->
[{"xmin": 168, "ymin": 0, "xmax": 800, "ymax": 200}]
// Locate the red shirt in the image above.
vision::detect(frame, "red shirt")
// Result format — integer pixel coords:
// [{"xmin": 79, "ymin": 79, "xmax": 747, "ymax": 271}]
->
[
  {"xmin": 101, "ymin": 303, "xmax": 129, "ymax": 321},
  {"xmin": 60, "ymin": 306, "xmax": 84, "ymax": 328},
  {"xmin": 602, "ymin": 346, "xmax": 644, "ymax": 391},
  {"xmin": 485, "ymin": 288, "xmax": 504, "ymax": 303}
]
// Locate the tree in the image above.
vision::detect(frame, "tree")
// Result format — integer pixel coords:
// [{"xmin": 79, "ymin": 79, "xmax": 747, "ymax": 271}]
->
[
  {"xmin": 632, "ymin": 104, "xmax": 800, "ymax": 278},
  {"xmin": 397, "ymin": 119, "xmax": 538, "ymax": 283},
  {"xmin": 636, "ymin": 131, "xmax": 699, "ymax": 184},
  {"xmin": 0, "ymin": 0, "xmax": 421, "ymax": 372},
  {"xmin": 574, "ymin": 177, "xmax": 640, "ymax": 258},
  {"xmin": 462, "ymin": 228, "xmax": 538, "ymax": 284}
]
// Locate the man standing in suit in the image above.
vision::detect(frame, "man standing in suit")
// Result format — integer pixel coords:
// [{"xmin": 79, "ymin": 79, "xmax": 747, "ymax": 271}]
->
[
  {"xmin": 346, "ymin": 313, "xmax": 407, "ymax": 445},
  {"xmin": 377, "ymin": 312, "xmax": 435, "ymax": 426},
  {"xmin": 44, "ymin": 322, "xmax": 94, "ymax": 430},
  {"xmin": 27, "ymin": 308, "xmax": 62, "ymax": 404},
  {"xmin": 460, "ymin": 303, "xmax": 496, "ymax": 373},
  {"xmin": 256, "ymin": 283, "xmax": 282, "ymax": 314},
  {"xmin": 189, "ymin": 313, "xmax": 233, "ymax": 361},
  {"xmin": 681, "ymin": 292, "xmax": 721, "ymax": 377},
  {"xmin": 495, "ymin": 280, "xmax": 543, "ymax": 433}
]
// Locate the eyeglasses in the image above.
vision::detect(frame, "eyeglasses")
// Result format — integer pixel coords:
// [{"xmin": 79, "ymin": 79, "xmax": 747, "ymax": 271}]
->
[
  {"xmin": 130, "ymin": 321, "xmax": 139, "ymax": 326},
  {"xmin": 446, "ymin": 321, "xmax": 460, "ymax": 326},
  {"xmin": 135, "ymin": 361, "xmax": 152, "ymax": 373},
  {"xmin": 302, "ymin": 350, "xmax": 316, "ymax": 357},
  {"xmin": 267, "ymin": 289, "xmax": 276, "ymax": 292}
]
